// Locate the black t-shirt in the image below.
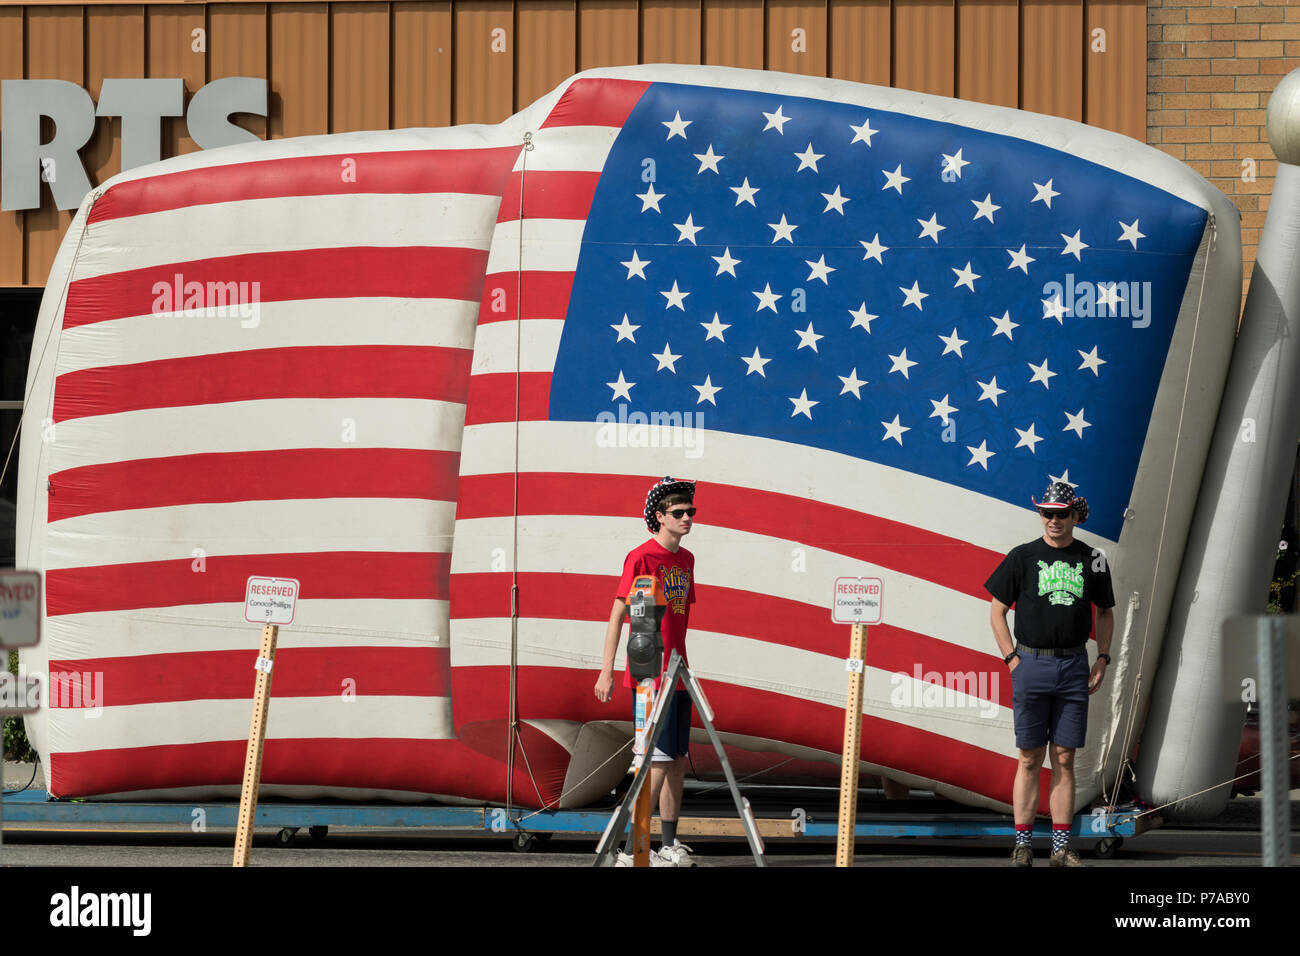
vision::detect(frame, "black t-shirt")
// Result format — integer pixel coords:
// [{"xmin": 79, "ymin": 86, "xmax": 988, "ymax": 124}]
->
[{"xmin": 984, "ymin": 537, "xmax": 1116, "ymax": 649}]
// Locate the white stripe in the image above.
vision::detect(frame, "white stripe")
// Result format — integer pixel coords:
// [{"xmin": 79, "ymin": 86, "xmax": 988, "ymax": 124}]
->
[
  {"xmin": 456, "ymin": 419, "xmax": 1104, "ymax": 553},
  {"xmin": 53, "ymin": 297, "xmax": 477, "ymax": 373},
  {"xmin": 46, "ymin": 399, "xmax": 466, "ymax": 470},
  {"xmin": 44, "ymin": 696, "xmax": 454, "ymax": 751},
  {"xmin": 484, "ymin": 221, "xmax": 585, "ymax": 274},
  {"xmin": 449, "ymin": 515, "xmax": 997, "ymax": 657},
  {"xmin": 449, "ymin": 617, "xmax": 1014, "ymax": 756},
  {"xmin": 511, "ymin": 126, "xmax": 619, "ymax": 175},
  {"xmin": 43, "ymin": 601, "xmax": 448, "ymax": 659},
  {"xmin": 77, "ymin": 194, "xmax": 499, "ymax": 280},
  {"xmin": 469, "ymin": 320, "xmax": 564, "ymax": 375},
  {"xmin": 47, "ymin": 499, "xmax": 456, "ymax": 566}
]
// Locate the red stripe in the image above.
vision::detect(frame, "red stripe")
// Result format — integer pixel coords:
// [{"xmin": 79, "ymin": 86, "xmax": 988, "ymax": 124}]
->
[
  {"xmin": 52, "ymin": 345, "xmax": 471, "ymax": 423},
  {"xmin": 462, "ymin": 372, "xmax": 552, "ymax": 426},
  {"xmin": 88, "ymin": 146, "xmax": 522, "ymax": 224},
  {"xmin": 454, "ymin": 473, "xmax": 1001, "ymax": 600},
  {"xmin": 477, "ymin": 272, "xmax": 573, "ymax": 323},
  {"xmin": 450, "ymin": 570, "xmax": 1006, "ymax": 704},
  {"xmin": 63, "ymin": 246, "xmax": 489, "ymax": 331},
  {"xmin": 47, "ymin": 647, "xmax": 449, "ymax": 707},
  {"xmin": 46, "ymin": 551, "xmax": 449, "ymax": 616},
  {"xmin": 49, "ymin": 448, "xmax": 461, "ymax": 522},
  {"xmin": 451, "ymin": 665, "xmax": 1051, "ymax": 811},
  {"xmin": 539, "ymin": 77, "xmax": 651, "ymax": 129},
  {"xmin": 497, "ymin": 170, "xmax": 601, "ymax": 223},
  {"xmin": 47, "ymin": 737, "xmax": 556, "ymax": 805}
]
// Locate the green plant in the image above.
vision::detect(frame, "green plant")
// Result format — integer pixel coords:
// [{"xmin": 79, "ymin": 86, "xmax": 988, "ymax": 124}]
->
[
  {"xmin": 3, "ymin": 650, "xmax": 35, "ymax": 762},
  {"xmin": 1267, "ymin": 541, "xmax": 1300, "ymax": 615}
]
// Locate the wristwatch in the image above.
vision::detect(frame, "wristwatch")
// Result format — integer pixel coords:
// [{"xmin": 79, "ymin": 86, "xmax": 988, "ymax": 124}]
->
[
  {"xmin": 1004, "ymin": 651, "xmax": 1020, "ymax": 664},
  {"xmin": 1098, "ymin": 653, "xmax": 1112, "ymax": 665}
]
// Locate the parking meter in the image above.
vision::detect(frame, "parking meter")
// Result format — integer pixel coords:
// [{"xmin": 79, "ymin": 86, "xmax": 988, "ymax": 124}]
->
[{"xmin": 626, "ymin": 574, "xmax": 666, "ymax": 682}]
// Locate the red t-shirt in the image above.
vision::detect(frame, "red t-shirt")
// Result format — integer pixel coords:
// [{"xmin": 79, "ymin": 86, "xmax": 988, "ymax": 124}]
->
[{"xmin": 617, "ymin": 538, "xmax": 696, "ymax": 690}]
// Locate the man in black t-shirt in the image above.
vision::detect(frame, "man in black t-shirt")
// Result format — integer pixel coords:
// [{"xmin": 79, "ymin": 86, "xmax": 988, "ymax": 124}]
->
[{"xmin": 986, "ymin": 481, "xmax": 1114, "ymax": 868}]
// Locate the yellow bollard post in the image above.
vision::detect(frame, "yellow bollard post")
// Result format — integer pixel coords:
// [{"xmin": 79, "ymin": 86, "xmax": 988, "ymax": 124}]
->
[{"xmin": 836, "ymin": 623, "xmax": 867, "ymax": 867}]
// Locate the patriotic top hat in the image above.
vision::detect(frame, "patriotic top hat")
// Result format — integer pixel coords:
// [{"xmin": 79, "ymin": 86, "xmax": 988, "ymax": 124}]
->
[
  {"xmin": 645, "ymin": 476, "xmax": 696, "ymax": 532},
  {"xmin": 1032, "ymin": 480, "xmax": 1089, "ymax": 524}
]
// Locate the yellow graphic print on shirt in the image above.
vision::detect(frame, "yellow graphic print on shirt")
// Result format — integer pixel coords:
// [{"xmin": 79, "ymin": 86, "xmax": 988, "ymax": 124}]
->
[{"xmin": 661, "ymin": 565, "xmax": 692, "ymax": 615}]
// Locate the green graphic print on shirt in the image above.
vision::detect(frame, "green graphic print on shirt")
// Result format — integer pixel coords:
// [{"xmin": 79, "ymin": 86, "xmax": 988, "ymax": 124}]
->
[{"xmin": 1037, "ymin": 560, "xmax": 1085, "ymax": 606}]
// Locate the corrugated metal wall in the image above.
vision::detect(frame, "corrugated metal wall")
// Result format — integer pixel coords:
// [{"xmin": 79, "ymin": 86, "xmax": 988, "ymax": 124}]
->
[{"xmin": 0, "ymin": 0, "xmax": 1146, "ymax": 287}]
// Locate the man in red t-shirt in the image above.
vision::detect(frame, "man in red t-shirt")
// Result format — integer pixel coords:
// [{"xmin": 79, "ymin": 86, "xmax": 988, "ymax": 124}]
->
[{"xmin": 594, "ymin": 476, "xmax": 697, "ymax": 866}]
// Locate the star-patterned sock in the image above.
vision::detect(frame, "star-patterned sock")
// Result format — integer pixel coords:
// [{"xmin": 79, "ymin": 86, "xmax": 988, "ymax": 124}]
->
[
  {"xmin": 1015, "ymin": 824, "xmax": 1032, "ymax": 847},
  {"xmin": 1052, "ymin": 824, "xmax": 1071, "ymax": 854}
]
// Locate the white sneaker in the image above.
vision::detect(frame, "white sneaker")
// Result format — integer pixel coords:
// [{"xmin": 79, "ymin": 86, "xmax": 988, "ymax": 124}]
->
[
  {"xmin": 655, "ymin": 841, "xmax": 696, "ymax": 867},
  {"xmin": 616, "ymin": 849, "xmax": 667, "ymax": 866}
]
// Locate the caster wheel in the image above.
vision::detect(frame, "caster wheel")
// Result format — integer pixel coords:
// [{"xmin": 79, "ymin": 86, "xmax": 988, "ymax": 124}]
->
[
  {"xmin": 309, "ymin": 825, "xmax": 328, "ymax": 841},
  {"xmin": 276, "ymin": 827, "xmax": 298, "ymax": 846},
  {"xmin": 1094, "ymin": 836, "xmax": 1123, "ymax": 859},
  {"xmin": 511, "ymin": 832, "xmax": 537, "ymax": 852}
]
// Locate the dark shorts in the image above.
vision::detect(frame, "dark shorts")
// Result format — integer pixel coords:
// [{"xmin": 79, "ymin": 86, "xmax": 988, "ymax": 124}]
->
[
  {"xmin": 650, "ymin": 690, "xmax": 692, "ymax": 762},
  {"xmin": 1011, "ymin": 651, "xmax": 1089, "ymax": 750}
]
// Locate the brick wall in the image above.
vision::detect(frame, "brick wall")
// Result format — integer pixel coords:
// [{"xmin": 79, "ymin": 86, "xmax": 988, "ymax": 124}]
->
[{"xmin": 1147, "ymin": 0, "xmax": 1297, "ymax": 307}]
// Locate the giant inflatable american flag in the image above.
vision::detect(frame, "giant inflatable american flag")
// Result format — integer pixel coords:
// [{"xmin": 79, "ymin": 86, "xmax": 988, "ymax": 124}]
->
[{"xmin": 18, "ymin": 66, "xmax": 1241, "ymax": 810}]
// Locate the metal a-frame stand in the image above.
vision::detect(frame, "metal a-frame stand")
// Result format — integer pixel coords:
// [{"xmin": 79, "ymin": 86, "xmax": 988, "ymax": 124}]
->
[{"xmin": 593, "ymin": 651, "xmax": 767, "ymax": 867}]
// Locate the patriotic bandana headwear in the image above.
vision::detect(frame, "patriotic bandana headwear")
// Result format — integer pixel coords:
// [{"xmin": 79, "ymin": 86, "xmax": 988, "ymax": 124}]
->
[
  {"xmin": 645, "ymin": 477, "xmax": 696, "ymax": 532},
  {"xmin": 1032, "ymin": 481, "xmax": 1089, "ymax": 524}
]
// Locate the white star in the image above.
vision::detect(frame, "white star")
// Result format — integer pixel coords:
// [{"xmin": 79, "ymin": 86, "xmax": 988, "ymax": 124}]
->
[
  {"xmin": 731, "ymin": 177, "xmax": 759, "ymax": 206},
  {"xmin": 849, "ymin": 303, "xmax": 877, "ymax": 332},
  {"xmin": 977, "ymin": 376, "xmax": 1006, "ymax": 406},
  {"xmin": 762, "ymin": 105, "xmax": 791, "ymax": 133},
  {"xmin": 768, "ymin": 214, "xmax": 798, "ymax": 243},
  {"xmin": 1042, "ymin": 294, "xmax": 1069, "ymax": 324},
  {"xmin": 753, "ymin": 283, "xmax": 782, "ymax": 313},
  {"xmin": 794, "ymin": 143, "xmax": 824, "ymax": 172},
  {"xmin": 1078, "ymin": 346, "xmax": 1106, "ymax": 376},
  {"xmin": 939, "ymin": 328, "xmax": 967, "ymax": 357},
  {"xmin": 713, "ymin": 247, "xmax": 741, "ymax": 277},
  {"xmin": 1007, "ymin": 244, "xmax": 1036, "ymax": 274},
  {"xmin": 1049, "ymin": 469, "xmax": 1077, "ymax": 489},
  {"xmin": 661, "ymin": 281, "xmax": 689, "ymax": 311},
  {"xmin": 1096, "ymin": 282, "xmax": 1123, "ymax": 313},
  {"xmin": 849, "ymin": 117, "xmax": 877, "ymax": 146},
  {"xmin": 621, "ymin": 250, "xmax": 649, "ymax": 279},
  {"xmin": 741, "ymin": 347, "xmax": 771, "ymax": 377},
  {"xmin": 663, "ymin": 111, "xmax": 691, "ymax": 140},
  {"xmin": 929, "ymin": 394, "xmax": 958, "ymax": 425},
  {"xmin": 899, "ymin": 281, "xmax": 928, "ymax": 311},
  {"xmin": 610, "ymin": 314, "xmax": 640, "ymax": 342},
  {"xmin": 839, "ymin": 368, "xmax": 868, "ymax": 399},
  {"xmin": 952, "ymin": 261, "xmax": 980, "ymax": 292},
  {"xmin": 652, "ymin": 343, "xmax": 681, "ymax": 372},
  {"xmin": 1028, "ymin": 358, "xmax": 1057, "ymax": 389},
  {"xmin": 859, "ymin": 234, "xmax": 889, "ymax": 263},
  {"xmin": 789, "ymin": 388, "xmax": 818, "ymax": 419},
  {"xmin": 1032, "ymin": 178, "xmax": 1060, "ymax": 208},
  {"xmin": 881, "ymin": 414, "xmax": 910, "ymax": 445},
  {"xmin": 821, "ymin": 186, "xmax": 851, "ymax": 214},
  {"xmin": 805, "ymin": 255, "xmax": 836, "ymax": 284},
  {"xmin": 882, "ymin": 165, "xmax": 910, "ymax": 194},
  {"xmin": 1015, "ymin": 423, "xmax": 1043, "ymax": 453},
  {"xmin": 942, "ymin": 149, "xmax": 970, "ymax": 179},
  {"xmin": 674, "ymin": 213, "xmax": 703, "ymax": 244},
  {"xmin": 1064, "ymin": 409, "xmax": 1091, "ymax": 438},
  {"xmin": 701, "ymin": 313, "xmax": 731, "ymax": 342},
  {"xmin": 1118, "ymin": 219, "xmax": 1146, "ymax": 249},
  {"xmin": 1061, "ymin": 229, "xmax": 1089, "ymax": 260},
  {"xmin": 990, "ymin": 310, "xmax": 1019, "ymax": 340},
  {"xmin": 795, "ymin": 322, "xmax": 824, "ymax": 352},
  {"xmin": 888, "ymin": 348, "xmax": 917, "ymax": 379},
  {"xmin": 966, "ymin": 440, "xmax": 995, "ymax": 470},
  {"xmin": 693, "ymin": 376, "xmax": 722, "ymax": 405},
  {"xmin": 607, "ymin": 371, "xmax": 635, "ymax": 401},
  {"xmin": 693, "ymin": 144, "xmax": 724, "ymax": 174},
  {"xmin": 917, "ymin": 213, "xmax": 946, "ymax": 243},
  {"xmin": 636, "ymin": 184, "xmax": 665, "ymax": 213},
  {"xmin": 972, "ymin": 193, "xmax": 1000, "ymax": 223}
]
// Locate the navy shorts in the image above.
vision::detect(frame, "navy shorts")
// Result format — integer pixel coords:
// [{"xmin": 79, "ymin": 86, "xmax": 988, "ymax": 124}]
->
[
  {"xmin": 1011, "ymin": 651, "xmax": 1089, "ymax": 750},
  {"xmin": 650, "ymin": 690, "xmax": 692, "ymax": 762}
]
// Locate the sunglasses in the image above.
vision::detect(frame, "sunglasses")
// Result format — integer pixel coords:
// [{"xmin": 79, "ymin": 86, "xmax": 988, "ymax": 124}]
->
[
  {"xmin": 665, "ymin": 507, "xmax": 697, "ymax": 519},
  {"xmin": 1039, "ymin": 508, "xmax": 1070, "ymax": 520}
]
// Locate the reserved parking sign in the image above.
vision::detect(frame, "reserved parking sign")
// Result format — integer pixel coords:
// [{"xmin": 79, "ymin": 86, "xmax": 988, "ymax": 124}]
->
[{"xmin": 244, "ymin": 576, "xmax": 300, "ymax": 625}]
